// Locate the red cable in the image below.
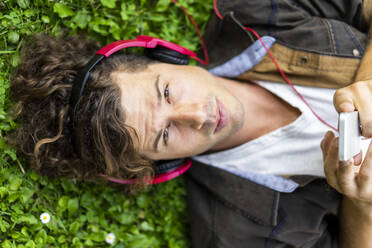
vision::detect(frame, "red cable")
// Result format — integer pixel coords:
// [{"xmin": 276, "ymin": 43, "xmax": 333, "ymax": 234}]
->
[
  {"xmin": 171, "ymin": 0, "xmax": 209, "ymax": 65},
  {"xmin": 245, "ymin": 26, "xmax": 337, "ymax": 131},
  {"xmin": 213, "ymin": 0, "xmax": 337, "ymax": 131},
  {"xmin": 213, "ymin": 0, "xmax": 223, "ymax": 19}
]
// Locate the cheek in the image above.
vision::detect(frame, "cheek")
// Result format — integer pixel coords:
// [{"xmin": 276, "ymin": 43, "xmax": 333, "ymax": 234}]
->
[{"xmin": 172, "ymin": 127, "xmax": 210, "ymax": 153}]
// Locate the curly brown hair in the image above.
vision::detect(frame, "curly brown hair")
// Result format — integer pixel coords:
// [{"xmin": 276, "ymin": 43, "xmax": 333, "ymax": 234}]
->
[{"xmin": 9, "ymin": 34, "xmax": 157, "ymax": 191}]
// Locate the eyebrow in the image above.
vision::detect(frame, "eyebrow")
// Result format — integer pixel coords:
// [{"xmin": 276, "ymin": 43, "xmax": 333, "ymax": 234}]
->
[
  {"xmin": 153, "ymin": 74, "xmax": 162, "ymax": 152},
  {"xmin": 155, "ymin": 74, "xmax": 161, "ymax": 105}
]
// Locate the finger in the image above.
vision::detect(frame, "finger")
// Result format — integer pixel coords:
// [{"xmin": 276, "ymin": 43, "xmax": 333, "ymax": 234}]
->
[
  {"xmin": 320, "ymin": 131, "xmax": 335, "ymax": 157},
  {"xmin": 337, "ymin": 158, "xmax": 358, "ymax": 196},
  {"xmin": 353, "ymin": 151, "xmax": 363, "ymax": 166},
  {"xmin": 333, "ymin": 88, "xmax": 355, "ymax": 113},
  {"xmin": 324, "ymin": 137, "xmax": 341, "ymax": 191},
  {"xmin": 357, "ymin": 105, "xmax": 372, "ymax": 138},
  {"xmin": 357, "ymin": 140, "xmax": 372, "ymax": 191},
  {"xmin": 344, "ymin": 81, "xmax": 372, "ymax": 137}
]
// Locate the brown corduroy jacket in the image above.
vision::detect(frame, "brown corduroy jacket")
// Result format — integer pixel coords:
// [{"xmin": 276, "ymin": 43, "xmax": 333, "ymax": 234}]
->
[{"xmin": 199, "ymin": 0, "xmax": 372, "ymax": 89}]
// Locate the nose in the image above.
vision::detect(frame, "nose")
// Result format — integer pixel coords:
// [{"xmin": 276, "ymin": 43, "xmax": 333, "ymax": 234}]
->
[{"xmin": 169, "ymin": 103, "xmax": 211, "ymax": 129}]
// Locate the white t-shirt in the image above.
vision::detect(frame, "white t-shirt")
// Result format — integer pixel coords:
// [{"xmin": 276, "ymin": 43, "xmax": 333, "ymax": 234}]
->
[{"xmin": 193, "ymin": 81, "xmax": 371, "ymax": 191}]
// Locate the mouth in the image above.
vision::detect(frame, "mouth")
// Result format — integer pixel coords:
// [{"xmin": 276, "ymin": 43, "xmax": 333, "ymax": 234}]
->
[{"xmin": 214, "ymin": 98, "xmax": 228, "ymax": 133}]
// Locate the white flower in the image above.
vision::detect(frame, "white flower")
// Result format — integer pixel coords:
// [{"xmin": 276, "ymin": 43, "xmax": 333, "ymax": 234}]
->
[
  {"xmin": 40, "ymin": 212, "xmax": 50, "ymax": 224},
  {"xmin": 105, "ymin": 233, "xmax": 116, "ymax": 244}
]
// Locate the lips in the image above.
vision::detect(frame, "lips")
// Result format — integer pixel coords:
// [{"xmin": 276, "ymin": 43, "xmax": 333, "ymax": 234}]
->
[{"xmin": 214, "ymin": 98, "xmax": 228, "ymax": 133}]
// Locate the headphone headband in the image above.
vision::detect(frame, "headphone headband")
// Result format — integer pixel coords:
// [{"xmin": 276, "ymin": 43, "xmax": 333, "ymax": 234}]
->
[{"xmin": 97, "ymin": 35, "xmax": 197, "ymax": 57}]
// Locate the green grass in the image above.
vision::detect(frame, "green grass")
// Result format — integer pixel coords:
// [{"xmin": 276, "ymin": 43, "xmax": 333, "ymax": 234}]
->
[{"xmin": 0, "ymin": 0, "xmax": 213, "ymax": 247}]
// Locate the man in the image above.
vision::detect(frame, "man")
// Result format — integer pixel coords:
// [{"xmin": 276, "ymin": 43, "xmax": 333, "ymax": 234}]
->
[
  {"xmin": 113, "ymin": 0, "xmax": 372, "ymax": 247},
  {"xmin": 10, "ymin": 0, "xmax": 372, "ymax": 247}
]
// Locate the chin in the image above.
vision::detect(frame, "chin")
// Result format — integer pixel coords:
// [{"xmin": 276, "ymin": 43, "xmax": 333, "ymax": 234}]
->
[
  {"xmin": 231, "ymin": 102, "xmax": 245, "ymax": 129},
  {"xmin": 207, "ymin": 131, "xmax": 231, "ymax": 152}
]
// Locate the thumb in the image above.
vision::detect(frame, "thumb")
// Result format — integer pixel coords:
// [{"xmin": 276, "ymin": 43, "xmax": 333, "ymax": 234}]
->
[{"xmin": 333, "ymin": 89, "xmax": 355, "ymax": 113}]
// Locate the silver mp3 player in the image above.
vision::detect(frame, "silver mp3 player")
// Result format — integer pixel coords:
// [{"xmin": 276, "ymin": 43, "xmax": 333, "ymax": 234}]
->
[{"xmin": 338, "ymin": 111, "xmax": 361, "ymax": 161}]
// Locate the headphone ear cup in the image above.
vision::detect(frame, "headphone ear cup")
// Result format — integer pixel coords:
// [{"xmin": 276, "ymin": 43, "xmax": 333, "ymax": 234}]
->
[
  {"xmin": 145, "ymin": 46, "xmax": 189, "ymax": 65},
  {"xmin": 154, "ymin": 159, "xmax": 187, "ymax": 174}
]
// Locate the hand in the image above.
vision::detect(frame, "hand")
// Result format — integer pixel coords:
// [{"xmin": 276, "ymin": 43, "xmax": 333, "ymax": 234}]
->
[
  {"xmin": 320, "ymin": 131, "xmax": 372, "ymax": 208},
  {"xmin": 333, "ymin": 80, "xmax": 372, "ymax": 137}
]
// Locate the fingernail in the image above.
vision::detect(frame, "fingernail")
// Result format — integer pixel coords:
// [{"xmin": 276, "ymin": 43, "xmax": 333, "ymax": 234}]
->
[
  {"xmin": 340, "ymin": 102, "xmax": 354, "ymax": 112},
  {"xmin": 340, "ymin": 158, "xmax": 353, "ymax": 167},
  {"xmin": 324, "ymin": 131, "xmax": 331, "ymax": 139},
  {"xmin": 340, "ymin": 161, "xmax": 348, "ymax": 167}
]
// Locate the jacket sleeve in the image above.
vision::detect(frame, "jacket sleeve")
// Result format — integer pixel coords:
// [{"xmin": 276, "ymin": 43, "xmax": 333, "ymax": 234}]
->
[
  {"xmin": 363, "ymin": 0, "xmax": 372, "ymax": 28},
  {"xmin": 354, "ymin": 1, "xmax": 372, "ymax": 81}
]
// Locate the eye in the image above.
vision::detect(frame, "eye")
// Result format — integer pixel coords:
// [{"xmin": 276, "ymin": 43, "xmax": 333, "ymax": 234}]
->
[
  {"xmin": 164, "ymin": 84, "xmax": 170, "ymax": 103},
  {"xmin": 163, "ymin": 123, "xmax": 170, "ymax": 145}
]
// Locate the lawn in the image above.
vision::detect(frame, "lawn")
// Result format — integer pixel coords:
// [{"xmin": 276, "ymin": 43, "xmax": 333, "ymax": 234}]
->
[{"xmin": 0, "ymin": 0, "xmax": 212, "ymax": 247}]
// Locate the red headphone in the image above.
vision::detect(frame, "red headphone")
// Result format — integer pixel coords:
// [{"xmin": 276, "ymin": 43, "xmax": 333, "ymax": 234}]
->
[{"xmin": 69, "ymin": 35, "xmax": 208, "ymax": 184}]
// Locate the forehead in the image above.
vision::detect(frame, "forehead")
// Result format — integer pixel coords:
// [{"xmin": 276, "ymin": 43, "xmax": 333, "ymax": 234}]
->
[
  {"xmin": 112, "ymin": 66, "xmax": 154, "ymax": 85},
  {"xmin": 111, "ymin": 69, "xmax": 159, "ymax": 153}
]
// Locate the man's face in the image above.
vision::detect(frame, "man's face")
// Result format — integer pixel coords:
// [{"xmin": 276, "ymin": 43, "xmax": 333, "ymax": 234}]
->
[{"xmin": 112, "ymin": 63, "xmax": 244, "ymax": 160}]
